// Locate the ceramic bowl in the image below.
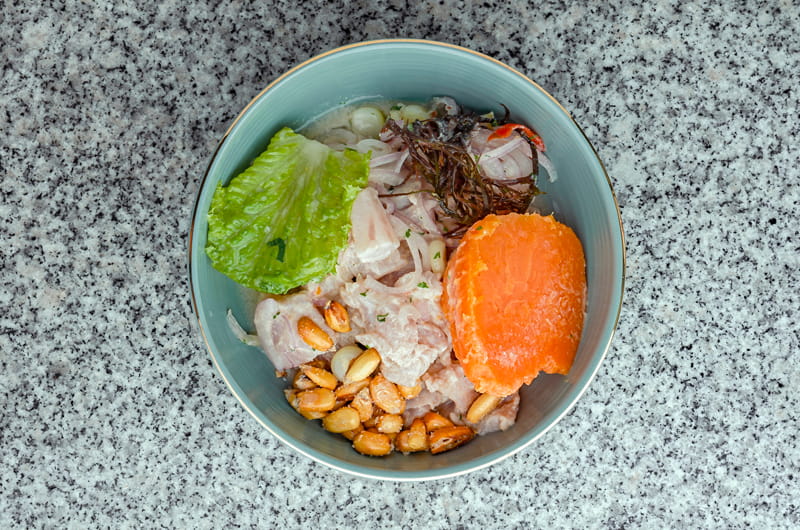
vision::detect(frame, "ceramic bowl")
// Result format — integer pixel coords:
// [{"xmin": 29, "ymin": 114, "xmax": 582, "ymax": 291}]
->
[{"xmin": 189, "ymin": 39, "xmax": 625, "ymax": 480}]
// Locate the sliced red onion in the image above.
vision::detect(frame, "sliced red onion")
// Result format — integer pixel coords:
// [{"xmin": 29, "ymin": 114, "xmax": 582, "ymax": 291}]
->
[
  {"xmin": 368, "ymin": 168, "xmax": 406, "ymax": 186},
  {"xmin": 538, "ymin": 151, "xmax": 558, "ymax": 182},
  {"xmin": 226, "ymin": 309, "xmax": 261, "ymax": 347},
  {"xmin": 479, "ymin": 135, "xmax": 525, "ymax": 160},
  {"xmin": 393, "ymin": 149, "xmax": 409, "ymax": 174},
  {"xmin": 370, "ymin": 151, "xmax": 405, "ymax": 167},
  {"xmin": 356, "ymin": 138, "xmax": 393, "ymax": 157}
]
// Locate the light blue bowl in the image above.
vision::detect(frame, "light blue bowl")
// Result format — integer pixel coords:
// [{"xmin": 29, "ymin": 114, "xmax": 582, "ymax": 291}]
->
[{"xmin": 189, "ymin": 40, "xmax": 625, "ymax": 481}]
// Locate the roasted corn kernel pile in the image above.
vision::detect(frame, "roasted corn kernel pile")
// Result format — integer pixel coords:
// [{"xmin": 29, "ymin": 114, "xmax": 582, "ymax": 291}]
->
[{"xmin": 284, "ymin": 300, "xmax": 500, "ymax": 456}]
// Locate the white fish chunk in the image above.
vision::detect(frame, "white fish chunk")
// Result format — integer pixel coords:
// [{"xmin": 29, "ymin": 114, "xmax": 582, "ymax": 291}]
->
[{"xmin": 253, "ymin": 293, "xmax": 336, "ymax": 370}]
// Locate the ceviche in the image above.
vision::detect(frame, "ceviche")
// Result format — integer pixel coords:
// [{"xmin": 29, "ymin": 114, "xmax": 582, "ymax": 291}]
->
[{"xmin": 207, "ymin": 97, "xmax": 586, "ymax": 456}]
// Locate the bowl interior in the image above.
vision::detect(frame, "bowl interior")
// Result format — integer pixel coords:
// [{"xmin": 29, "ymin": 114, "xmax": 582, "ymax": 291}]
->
[{"xmin": 189, "ymin": 40, "xmax": 624, "ymax": 480}]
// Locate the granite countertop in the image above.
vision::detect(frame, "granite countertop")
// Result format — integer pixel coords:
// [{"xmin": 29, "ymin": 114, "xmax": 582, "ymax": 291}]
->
[{"xmin": 2, "ymin": 1, "xmax": 798, "ymax": 527}]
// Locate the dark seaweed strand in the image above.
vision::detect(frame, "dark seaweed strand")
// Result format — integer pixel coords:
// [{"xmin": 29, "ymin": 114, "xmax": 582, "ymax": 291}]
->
[
  {"xmin": 386, "ymin": 118, "xmax": 538, "ymax": 237},
  {"xmin": 518, "ymin": 131, "xmax": 539, "ymax": 176},
  {"xmin": 497, "ymin": 103, "xmax": 539, "ymax": 176}
]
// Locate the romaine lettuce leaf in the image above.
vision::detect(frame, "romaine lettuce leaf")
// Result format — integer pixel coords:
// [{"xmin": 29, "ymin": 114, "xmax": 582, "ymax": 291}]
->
[{"xmin": 206, "ymin": 127, "xmax": 370, "ymax": 294}]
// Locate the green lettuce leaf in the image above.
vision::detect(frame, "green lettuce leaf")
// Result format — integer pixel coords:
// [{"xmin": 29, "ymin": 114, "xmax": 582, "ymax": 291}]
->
[{"xmin": 206, "ymin": 127, "xmax": 370, "ymax": 294}]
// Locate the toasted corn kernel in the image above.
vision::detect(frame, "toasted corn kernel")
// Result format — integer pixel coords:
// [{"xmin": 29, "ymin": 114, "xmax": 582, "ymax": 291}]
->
[
  {"xmin": 344, "ymin": 348, "xmax": 381, "ymax": 383},
  {"xmin": 409, "ymin": 418, "xmax": 427, "ymax": 436},
  {"xmin": 322, "ymin": 406, "xmax": 361, "ymax": 433},
  {"xmin": 376, "ymin": 414, "xmax": 404, "ymax": 434},
  {"xmin": 293, "ymin": 370, "xmax": 317, "ymax": 390},
  {"xmin": 300, "ymin": 364, "xmax": 338, "ymax": 390},
  {"xmin": 299, "ymin": 409, "xmax": 327, "ymax": 420},
  {"xmin": 296, "ymin": 388, "xmax": 336, "ymax": 412},
  {"xmin": 363, "ymin": 413, "xmax": 380, "ymax": 429},
  {"xmin": 422, "ymin": 411, "xmax": 454, "ymax": 432},
  {"xmin": 466, "ymin": 393, "xmax": 502, "ymax": 424},
  {"xmin": 331, "ymin": 345, "xmax": 363, "ymax": 382},
  {"xmin": 340, "ymin": 424, "xmax": 363, "ymax": 441},
  {"xmin": 353, "ymin": 430, "xmax": 393, "ymax": 456},
  {"xmin": 351, "ymin": 387, "xmax": 373, "ymax": 422},
  {"xmin": 306, "ymin": 359, "xmax": 328, "ymax": 370},
  {"xmin": 286, "ymin": 389, "xmax": 327, "ymax": 419},
  {"xmin": 429, "ymin": 426, "xmax": 475, "ymax": 454},
  {"xmin": 335, "ymin": 379, "xmax": 370, "ymax": 401},
  {"xmin": 284, "ymin": 389, "xmax": 298, "ymax": 408},
  {"xmin": 324, "ymin": 300, "xmax": 351, "ymax": 333},
  {"xmin": 297, "ymin": 316, "xmax": 334, "ymax": 351},
  {"xmin": 395, "ymin": 429, "xmax": 429, "ymax": 453},
  {"xmin": 429, "ymin": 239, "xmax": 447, "ymax": 274},
  {"xmin": 369, "ymin": 374, "xmax": 406, "ymax": 415},
  {"xmin": 397, "ymin": 382, "xmax": 422, "ymax": 399}
]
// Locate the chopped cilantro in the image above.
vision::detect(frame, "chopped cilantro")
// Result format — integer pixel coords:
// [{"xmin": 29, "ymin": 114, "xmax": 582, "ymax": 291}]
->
[
  {"xmin": 417, "ymin": 282, "xmax": 428, "ymax": 288},
  {"xmin": 377, "ymin": 314, "xmax": 388, "ymax": 322},
  {"xmin": 433, "ymin": 251, "xmax": 441, "ymax": 259},
  {"xmin": 404, "ymin": 228, "xmax": 411, "ymax": 238},
  {"xmin": 360, "ymin": 291, "xmax": 368, "ymax": 297},
  {"xmin": 267, "ymin": 237, "xmax": 286, "ymax": 262},
  {"xmin": 273, "ymin": 311, "xmax": 280, "ymax": 319}
]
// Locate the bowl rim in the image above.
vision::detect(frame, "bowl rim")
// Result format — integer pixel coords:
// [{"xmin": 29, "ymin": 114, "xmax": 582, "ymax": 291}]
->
[{"xmin": 188, "ymin": 38, "xmax": 626, "ymax": 481}]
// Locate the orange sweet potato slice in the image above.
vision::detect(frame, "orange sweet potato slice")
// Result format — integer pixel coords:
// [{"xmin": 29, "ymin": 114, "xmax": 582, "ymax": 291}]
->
[{"xmin": 441, "ymin": 213, "xmax": 586, "ymax": 397}]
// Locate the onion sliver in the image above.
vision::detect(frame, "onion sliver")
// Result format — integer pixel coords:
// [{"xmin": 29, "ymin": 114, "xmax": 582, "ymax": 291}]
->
[
  {"xmin": 538, "ymin": 152, "xmax": 558, "ymax": 182},
  {"xmin": 480, "ymin": 135, "xmax": 525, "ymax": 160},
  {"xmin": 226, "ymin": 309, "xmax": 261, "ymax": 347},
  {"xmin": 356, "ymin": 138, "xmax": 393, "ymax": 156},
  {"xmin": 370, "ymin": 151, "xmax": 405, "ymax": 167}
]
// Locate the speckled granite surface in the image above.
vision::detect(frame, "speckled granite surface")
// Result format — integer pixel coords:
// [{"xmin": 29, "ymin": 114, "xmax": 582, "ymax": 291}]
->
[{"xmin": 2, "ymin": 1, "xmax": 798, "ymax": 527}]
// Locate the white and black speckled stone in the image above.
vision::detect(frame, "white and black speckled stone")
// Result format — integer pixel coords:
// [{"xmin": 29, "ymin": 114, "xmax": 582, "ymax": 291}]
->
[{"xmin": 1, "ymin": 0, "xmax": 798, "ymax": 528}]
